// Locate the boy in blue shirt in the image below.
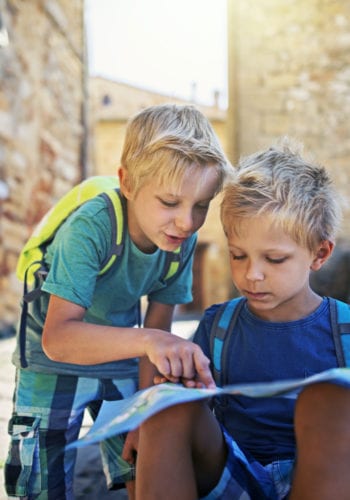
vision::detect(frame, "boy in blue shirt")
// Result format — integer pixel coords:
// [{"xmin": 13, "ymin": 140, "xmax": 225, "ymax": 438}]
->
[
  {"xmin": 135, "ymin": 139, "xmax": 350, "ymax": 499},
  {"xmin": 5, "ymin": 104, "xmax": 232, "ymax": 499}
]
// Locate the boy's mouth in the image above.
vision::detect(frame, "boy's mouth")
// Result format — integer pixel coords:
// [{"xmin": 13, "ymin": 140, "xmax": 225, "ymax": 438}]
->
[
  {"xmin": 245, "ymin": 291, "xmax": 269, "ymax": 300},
  {"xmin": 165, "ymin": 234, "xmax": 188, "ymax": 245}
]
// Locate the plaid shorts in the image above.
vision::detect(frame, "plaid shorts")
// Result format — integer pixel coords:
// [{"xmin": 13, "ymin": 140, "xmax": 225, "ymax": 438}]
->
[
  {"xmin": 4, "ymin": 369, "xmax": 137, "ymax": 499},
  {"xmin": 201, "ymin": 428, "xmax": 294, "ymax": 500}
]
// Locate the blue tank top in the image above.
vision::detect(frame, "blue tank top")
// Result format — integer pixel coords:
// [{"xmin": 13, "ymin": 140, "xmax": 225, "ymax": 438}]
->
[{"xmin": 193, "ymin": 298, "xmax": 338, "ymax": 464}]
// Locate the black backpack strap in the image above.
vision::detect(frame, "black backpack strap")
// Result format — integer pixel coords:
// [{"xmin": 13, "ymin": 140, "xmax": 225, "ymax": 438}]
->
[
  {"xmin": 19, "ymin": 261, "xmax": 48, "ymax": 368},
  {"xmin": 210, "ymin": 297, "xmax": 245, "ymax": 386},
  {"xmin": 98, "ymin": 189, "xmax": 126, "ymax": 274},
  {"xmin": 329, "ymin": 297, "xmax": 350, "ymax": 367}
]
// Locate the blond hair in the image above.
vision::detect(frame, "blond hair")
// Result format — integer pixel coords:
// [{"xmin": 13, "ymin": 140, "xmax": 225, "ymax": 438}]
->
[
  {"xmin": 121, "ymin": 104, "xmax": 232, "ymax": 194},
  {"xmin": 221, "ymin": 138, "xmax": 342, "ymax": 251}
]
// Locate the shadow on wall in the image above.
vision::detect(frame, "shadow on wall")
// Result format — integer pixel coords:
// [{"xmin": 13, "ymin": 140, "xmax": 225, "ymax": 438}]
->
[{"xmin": 310, "ymin": 239, "xmax": 350, "ymax": 303}]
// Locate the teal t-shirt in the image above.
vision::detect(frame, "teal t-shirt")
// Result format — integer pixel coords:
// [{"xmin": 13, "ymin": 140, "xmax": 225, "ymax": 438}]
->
[{"xmin": 13, "ymin": 195, "xmax": 196, "ymax": 378}]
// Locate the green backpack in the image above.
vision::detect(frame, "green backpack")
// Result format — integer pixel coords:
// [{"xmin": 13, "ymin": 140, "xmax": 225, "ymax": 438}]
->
[
  {"xmin": 17, "ymin": 175, "xmax": 184, "ymax": 368},
  {"xmin": 17, "ymin": 176, "xmax": 124, "ymax": 285}
]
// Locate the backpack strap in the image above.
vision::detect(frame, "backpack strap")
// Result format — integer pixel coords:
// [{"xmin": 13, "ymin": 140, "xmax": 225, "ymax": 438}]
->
[
  {"xmin": 329, "ymin": 297, "xmax": 350, "ymax": 367},
  {"xmin": 210, "ymin": 297, "xmax": 245, "ymax": 386},
  {"xmin": 98, "ymin": 189, "xmax": 125, "ymax": 275},
  {"xmin": 19, "ymin": 261, "xmax": 48, "ymax": 368}
]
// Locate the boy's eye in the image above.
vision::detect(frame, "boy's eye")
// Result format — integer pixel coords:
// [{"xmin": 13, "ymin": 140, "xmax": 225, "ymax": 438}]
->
[
  {"xmin": 231, "ymin": 254, "xmax": 245, "ymax": 260},
  {"xmin": 158, "ymin": 199, "xmax": 210, "ymax": 210},
  {"xmin": 266, "ymin": 256, "xmax": 287, "ymax": 264},
  {"xmin": 159, "ymin": 198, "xmax": 178, "ymax": 207}
]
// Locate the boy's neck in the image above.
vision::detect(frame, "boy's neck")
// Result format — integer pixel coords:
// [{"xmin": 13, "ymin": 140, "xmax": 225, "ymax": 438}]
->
[{"xmin": 248, "ymin": 290, "xmax": 323, "ymax": 322}]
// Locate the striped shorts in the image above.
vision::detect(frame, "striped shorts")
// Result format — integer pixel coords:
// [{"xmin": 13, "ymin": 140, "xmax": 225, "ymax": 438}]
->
[
  {"xmin": 4, "ymin": 369, "xmax": 137, "ymax": 500},
  {"xmin": 201, "ymin": 428, "xmax": 294, "ymax": 500}
]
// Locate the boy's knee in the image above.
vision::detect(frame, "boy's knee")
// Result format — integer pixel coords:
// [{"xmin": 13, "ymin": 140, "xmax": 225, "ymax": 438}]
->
[
  {"xmin": 295, "ymin": 382, "xmax": 350, "ymax": 439},
  {"xmin": 293, "ymin": 382, "xmax": 350, "ymax": 492},
  {"xmin": 140, "ymin": 400, "xmax": 204, "ymax": 436}
]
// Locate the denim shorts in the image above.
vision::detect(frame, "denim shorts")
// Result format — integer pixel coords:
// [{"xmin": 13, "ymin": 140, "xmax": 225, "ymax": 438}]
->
[
  {"xmin": 4, "ymin": 369, "xmax": 137, "ymax": 499},
  {"xmin": 201, "ymin": 427, "xmax": 294, "ymax": 500}
]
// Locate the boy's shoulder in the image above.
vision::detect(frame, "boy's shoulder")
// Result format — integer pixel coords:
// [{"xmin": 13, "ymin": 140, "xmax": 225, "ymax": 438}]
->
[
  {"xmin": 205, "ymin": 297, "xmax": 245, "ymax": 322},
  {"xmin": 205, "ymin": 297, "xmax": 244, "ymax": 311},
  {"xmin": 62, "ymin": 191, "xmax": 112, "ymax": 223},
  {"xmin": 203, "ymin": 301, "xmax": 230, "ymax": 320},
  {"xmin": 200, "ymin": 298, "xmax": 245, "ymax": 328}
]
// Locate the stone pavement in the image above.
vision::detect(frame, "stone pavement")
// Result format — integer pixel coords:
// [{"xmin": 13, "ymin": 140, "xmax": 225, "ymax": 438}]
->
[{"xmin": 0, "ymin": 318, "xmax": 199, "ymax": 499}]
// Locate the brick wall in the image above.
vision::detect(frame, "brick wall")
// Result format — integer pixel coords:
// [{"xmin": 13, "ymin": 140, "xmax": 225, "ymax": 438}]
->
[{"xmin": 0, "ymin": 0, "xmax": 85, "ymax": 331}]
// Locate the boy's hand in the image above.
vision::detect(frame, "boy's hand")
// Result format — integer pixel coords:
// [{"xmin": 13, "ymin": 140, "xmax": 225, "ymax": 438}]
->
[
  {"xmin": 153, "ymin": 374, "xmax": 211, "ymax": 389},
  {"xmin": 122, "ymin": 428, "xmax": 139, "ymax": 465},
  {"xmin": 144, "ymin": 332, "xmax": 215, "ymax": 389}
]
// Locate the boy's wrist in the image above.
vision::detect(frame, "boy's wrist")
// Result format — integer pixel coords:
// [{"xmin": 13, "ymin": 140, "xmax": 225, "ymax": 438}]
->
[{"xmin": 139, "ymin": 354, "xmax": 158, "ymax": 389}]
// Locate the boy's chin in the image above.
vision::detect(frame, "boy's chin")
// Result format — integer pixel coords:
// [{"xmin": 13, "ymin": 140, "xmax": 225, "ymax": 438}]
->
[{"xmin": 157, "ymin": 239, "xmax": 183, "ymax": 252}]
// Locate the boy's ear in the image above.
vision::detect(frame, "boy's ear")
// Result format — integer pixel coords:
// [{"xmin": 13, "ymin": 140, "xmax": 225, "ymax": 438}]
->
[
  {"xmin": 118, "ymin": 167, "xmax": 133, "ymax": 199},
  {"xmin": 310, "ymin": 240, "xmax": 334, "ymax": 271}
]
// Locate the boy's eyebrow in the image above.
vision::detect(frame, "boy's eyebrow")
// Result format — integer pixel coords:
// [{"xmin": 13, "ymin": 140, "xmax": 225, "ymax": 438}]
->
[
  {"xmin": 227, "ymin": 243, "xmax": 244, "ymax": 250},
  {"xmin": 157, "ymin": 192, "xmax": 181, "ymax": 200}
]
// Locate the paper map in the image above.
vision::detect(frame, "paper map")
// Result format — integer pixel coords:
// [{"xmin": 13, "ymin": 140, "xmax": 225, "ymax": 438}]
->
[{"xmin": 67, "ymin": 367, "xmax": 350, "ymax": 450}]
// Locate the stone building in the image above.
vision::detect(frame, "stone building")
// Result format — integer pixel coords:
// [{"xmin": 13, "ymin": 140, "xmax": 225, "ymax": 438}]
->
[{"xmin": 0, "ymin": 0, "xmax": 86, "ymax": 332}]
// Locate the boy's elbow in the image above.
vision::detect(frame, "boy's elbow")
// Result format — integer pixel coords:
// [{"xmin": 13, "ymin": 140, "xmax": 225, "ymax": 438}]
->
[
  {"xmin": 42, "ymin": 330, "xmax": 64, "ymax": 362},
  {"xmin": 42, "ymin": 341, "xmax": 61, "ymax": 362}
]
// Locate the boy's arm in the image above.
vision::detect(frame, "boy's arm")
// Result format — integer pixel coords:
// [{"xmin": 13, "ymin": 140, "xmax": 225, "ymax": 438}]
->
[
  {"xmin": 42, "ymin": 294, "xmax": 215, "ymax": 387},
  {"xmin": 139, "ymin": 301, "xmax": 174, "ymax": 389},
  {"xmin": 125, "ymin": 300, "xmax": 193, "ymax": 468}
]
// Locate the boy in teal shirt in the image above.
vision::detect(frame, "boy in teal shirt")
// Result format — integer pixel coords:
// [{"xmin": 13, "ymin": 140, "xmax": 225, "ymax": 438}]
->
[{"xmin": 5, "ymin": 104, "xmax": 232, "ymax": 499}]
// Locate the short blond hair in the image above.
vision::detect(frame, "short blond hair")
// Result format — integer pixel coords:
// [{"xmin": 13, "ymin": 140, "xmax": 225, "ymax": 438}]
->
[
  {"xmin": 121, "ymin": 104, "xmax": 232, "ymax": 194},
  {"xmin": 221, "ymin": 138, "xmax": 342, "ymax": 251}
]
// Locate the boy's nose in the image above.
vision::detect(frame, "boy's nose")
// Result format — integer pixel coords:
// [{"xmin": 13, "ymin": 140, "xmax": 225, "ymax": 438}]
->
[
  {"xmin": 245, "ymin": 262, "xmax": 264, "ymax": 281},
  {"xmin": 175, "ymin": 210, "xmax": 193, "ymax": 232}
]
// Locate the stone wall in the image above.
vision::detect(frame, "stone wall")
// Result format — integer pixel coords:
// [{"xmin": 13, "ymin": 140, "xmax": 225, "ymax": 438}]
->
[
  {"xmin": 0, "ymin": 0, "xmax": 85, "ymax": 331},
  {"xmin": 227, "ymin": 0, "xmax": 350, "ymax": 237}
]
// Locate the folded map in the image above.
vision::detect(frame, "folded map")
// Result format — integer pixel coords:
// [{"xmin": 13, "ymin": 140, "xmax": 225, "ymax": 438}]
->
[{"xmin": 67, "ymin": 367, "xmax": 350, "ymax": 450}]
